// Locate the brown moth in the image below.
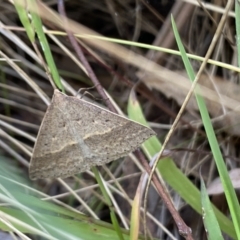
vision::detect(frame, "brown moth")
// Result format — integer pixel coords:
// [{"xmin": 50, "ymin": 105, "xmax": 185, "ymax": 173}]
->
[{"xmin": 29, "ymin": 89, "xmax": 156, "ymax": 180}]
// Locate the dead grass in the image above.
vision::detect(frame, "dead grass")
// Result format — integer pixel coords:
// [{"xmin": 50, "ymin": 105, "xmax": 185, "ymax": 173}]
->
[{"xmin": 0, "ymin": 0, "xmax": 239, "ymax": 239}]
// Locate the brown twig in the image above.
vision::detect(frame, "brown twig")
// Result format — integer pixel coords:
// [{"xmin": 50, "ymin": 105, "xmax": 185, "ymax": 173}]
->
[
  {"xmin": 57, "ymin": 0, "xmax": 116, "ymax": 113},
  {"xmin": 135, "ymin": 149, "xmax": 193, "ymax": 240},
  {"xmin": 57, "ymin": 1, "xmax": 193, "ymax": 238}
]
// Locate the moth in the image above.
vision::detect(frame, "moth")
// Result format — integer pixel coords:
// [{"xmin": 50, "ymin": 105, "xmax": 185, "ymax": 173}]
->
[{"xmin": 29, "ymin": 89, "xmax": 155, "ymax": 180}]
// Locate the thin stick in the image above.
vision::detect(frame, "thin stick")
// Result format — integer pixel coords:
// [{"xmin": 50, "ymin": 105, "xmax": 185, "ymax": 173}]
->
[{"xmin": 57, "ymin": 0, "xmax": 116, "ymax": 113}]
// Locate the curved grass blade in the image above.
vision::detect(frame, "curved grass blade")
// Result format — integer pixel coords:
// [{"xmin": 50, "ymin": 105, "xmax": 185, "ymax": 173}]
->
[{"xmin": 171, "ymin": 15, "xmax": 240, "ymax": 239}]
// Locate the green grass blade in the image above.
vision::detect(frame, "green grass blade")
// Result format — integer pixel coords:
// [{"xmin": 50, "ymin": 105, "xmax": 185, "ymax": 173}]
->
[
  {"xmin": 13, "ymin": 0, "xmax": 35, "ymax": 42},
  {"xmin": 127, "ymin": 90, "xmax": 161, "ymax": 158},
  {"xmin": 92, "ymin": 167, "xmax": 124, "ymax": 240},
  {"xmin": 28, "ymin": 0, "xmax": 63, "ymax": 91},
  {"xmin": 0, "ymin": 157, "xmax": 156, "ymax": 240},
  {"xmin": 200, "ymin": 176, "xmax": 223, "ymax": 240},
  {"xmin": 0, "ymin": 207, "xmax": 128, "ymax": 240},
  {"xmin": 127, "ymin": 81, "xmax": 236, "ymax": 239},
  {"xmin": 171, "ymin": 15, "xmax": 240, "ymax": 239}
]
